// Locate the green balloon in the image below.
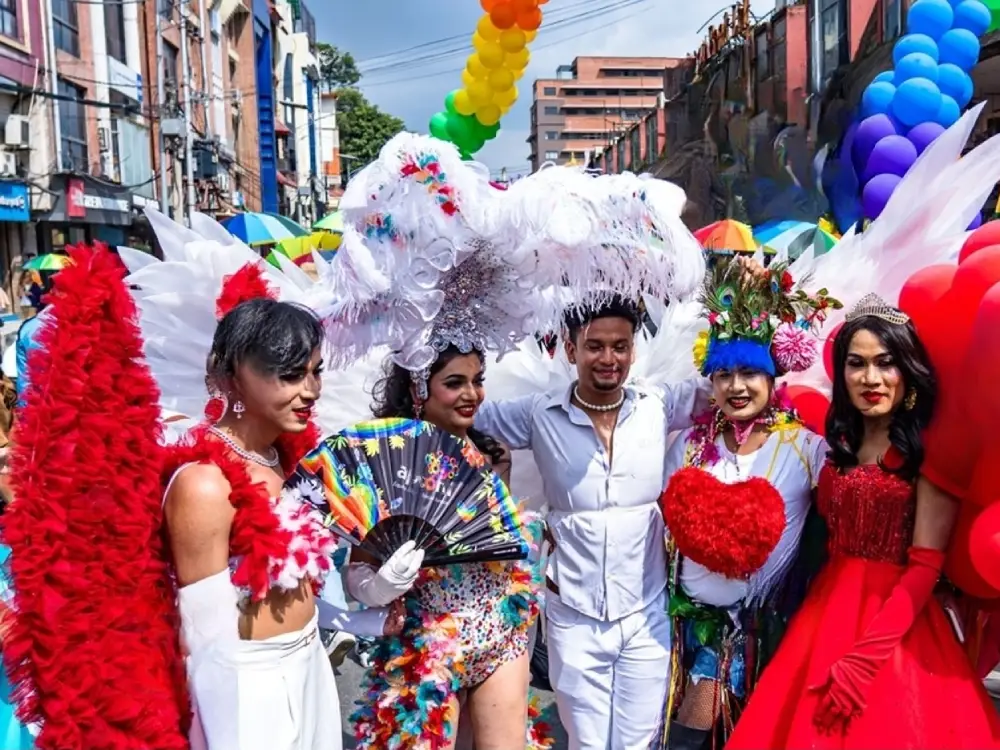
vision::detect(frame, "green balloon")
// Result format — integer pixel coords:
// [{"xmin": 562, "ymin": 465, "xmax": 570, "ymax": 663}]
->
[
  {"xmin": 446, "ymin": 113, "xmax": 476, "ymax": 149},
  {"xmin": 444, "ymin": 89, "xmax": 460, "ymax": 114},
  {"xmin": 429, "ymin": 111, "xmax": 450, "ymax": 141}
]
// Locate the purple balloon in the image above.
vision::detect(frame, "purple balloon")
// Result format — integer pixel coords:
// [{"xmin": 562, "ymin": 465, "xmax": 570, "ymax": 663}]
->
[
  {"xmin": 862, "ymin": 135, "xmax": 918, "ymax": 182},
  {"xmin": 969, "ymin": 213, "xmax": 983, "ymax": 230},
  {"xmin": 863, "ymin": 173, "xmax": 903, "ymax": 219},
  {"xmin": 852, "ymin": 115, "xmax": 898, "ymax": 173},
  {"xmin": 907, "ymin": 121, "xmax": 946, "ymax": 153}
]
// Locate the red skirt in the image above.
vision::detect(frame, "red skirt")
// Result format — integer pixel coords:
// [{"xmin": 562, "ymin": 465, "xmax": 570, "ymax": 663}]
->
[{"xmin": 728, "ymin": 556, "xmax": 1000, "ymax": 749}]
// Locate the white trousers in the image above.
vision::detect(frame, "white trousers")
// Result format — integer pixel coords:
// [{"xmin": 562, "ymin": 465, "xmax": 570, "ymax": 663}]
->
[
  {"xmin": 546, "ymin": 588, "xmax": 671, "ymax": 750},
  {"xmin": 187, "ymin": 611, "xmax": 341, "ymax": 750}
]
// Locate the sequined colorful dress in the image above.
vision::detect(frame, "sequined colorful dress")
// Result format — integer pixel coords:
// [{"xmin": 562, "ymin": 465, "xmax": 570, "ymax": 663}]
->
[{"xmin": 727, "ymin": 460, "xmax": 1000, "ymax": 749}]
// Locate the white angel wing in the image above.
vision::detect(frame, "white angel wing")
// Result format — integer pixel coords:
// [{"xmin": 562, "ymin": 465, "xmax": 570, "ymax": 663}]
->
[
  {"xmin": 313, "ymin": 347, "xmax": 390, "ymax": 435},
  {"xmin": 631, "ymin": 299, "xmax": 704, "ymax": 387},
  {"xmin": 785, "ymin": 107, "xmax": 1000, "ymax": 395}
]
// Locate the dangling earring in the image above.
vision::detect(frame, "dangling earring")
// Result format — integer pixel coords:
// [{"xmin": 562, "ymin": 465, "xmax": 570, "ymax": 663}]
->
[
  {"xmin": 204, "ymin": 390, "xmax": 229, "ymax": 424},
  {"xmin": 904, "ymin": 388, "xmax": 917, "ymax": 411},
  {"xmin": 413, "ymin": 401, "xmax": 424, "ymax": 419},
  {"xmin": 233, "ymin": 400, "xmax": 246, "ymax": 419}
]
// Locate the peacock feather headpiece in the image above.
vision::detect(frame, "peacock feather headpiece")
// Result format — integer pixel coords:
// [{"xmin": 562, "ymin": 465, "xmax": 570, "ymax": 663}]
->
[{"xmin": 694, "ymin": 255, "xmax": 841, "ymax": 376}]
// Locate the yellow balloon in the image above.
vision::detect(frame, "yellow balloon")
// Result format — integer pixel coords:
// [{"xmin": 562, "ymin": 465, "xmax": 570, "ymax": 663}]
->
[
  {"xmin": 467, "ymin": 55, "xmax": 488, "ymax": 79},
  {"xmin": 494, "ymin": 86, "xmax": 517, "ymax": 107},
  {"xmin": 498, "ymin": 28, "xmax": 526, "ymax": 53},
  {"xmin": 462, "ymin": 69, "xmax": 477, "ymax": 89},
  {"xmin": 454, "ymin": 89, "xmax": 476, "ymax": 116},
  {"xmin": 477, "ymin": 15, "xmax": 501, "ymax": 40},
  {"xmin": 507, "ymin": 48, "xmax": 530, "ymax": 69},
  {"xmin": 468, "ymin": 80, "xmax": 493, "ymax": 104},
  {"xmin": 488, "ymin": 68, "xmax": 514, "ymax": 91},
  {"xmin": 478, "ymin": 41, "xmax": 506, "ymax": 68},
  {"xmin": 525, "ymin": 28, "xmax": 537, "ymax": 42},
  {"xmin": 476, "ymin": 103, "xmax": 502, "ymax": 126}
]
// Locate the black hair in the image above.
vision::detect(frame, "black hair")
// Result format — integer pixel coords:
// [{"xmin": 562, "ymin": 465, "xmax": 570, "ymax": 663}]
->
[
  {"xmin": 826, "ymin": 315, "xmax": 936, "ymax": 481},
  {"xmin": 207, "ymin": 298, "xmax": 324, "ymax": 387},
  {"xmin": 562, "ymin": 294, "xmax": 641, "ymax": 342},
  {"xmin": 370, "ymin": 346, "xmax": 506, "ymax": 466}
]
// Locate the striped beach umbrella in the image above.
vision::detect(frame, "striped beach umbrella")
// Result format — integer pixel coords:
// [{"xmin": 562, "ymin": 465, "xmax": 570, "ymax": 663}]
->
[
  {"xmin": 222, "ymin": 212, "xmax": 309, "ymax": 246},
  {"xmin": 694, "ymin": 220, "xmax": 763, "ymax": 254}
]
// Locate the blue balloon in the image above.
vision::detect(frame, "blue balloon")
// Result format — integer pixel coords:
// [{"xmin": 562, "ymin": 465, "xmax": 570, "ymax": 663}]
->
[
  {"xmin": 892, "ymin": 78, "xmax": 944, "ymax": 126},
  {"xmin": 895, "ymin": 52, "xmax": 939, "ymax": 83},
  {"xmin": 935, "ymin": 93, "xmax": 961, "ymax": 126},
  {"xmin": 907, "ymin": 0, "xmax": 955, "ymax": 38},
  {"xmin": 937, "ymin": 62, "xmax": 974, "ymax": 107},
  {"xmin": 953, "ymin": 0, "xmax": 992, "ymax": 35},
  {"xmin": 873, "ymin": 70, "xmax": 895, "ymax": 84},
  {"xmin": 893, "ymin": 33, "xmax": 940, "ymax": 64},
  {"xmin": 862, "ymin": 81, "xmax": 897, "ymax": 117},
  {"xmin": 938, "ymin": 28, "xmax": 981, "ymax": 70}
]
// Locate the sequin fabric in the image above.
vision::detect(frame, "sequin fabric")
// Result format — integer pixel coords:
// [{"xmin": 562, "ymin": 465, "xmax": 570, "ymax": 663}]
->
[
  {"xmin": 413, "ymin": 562, "xmax": 530, "ymax": 688},
  {"xmin": 817, "ymin": 461, "xmax": 915, "ymax": 565}
]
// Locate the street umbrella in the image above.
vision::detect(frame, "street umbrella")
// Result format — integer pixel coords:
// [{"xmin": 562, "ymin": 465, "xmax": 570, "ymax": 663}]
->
[
  {"xmin": 754, "ymin": 220, "xmax": 838, "ymax": 260},
  {"xmin": 693, "ymin": 219, "xmax": 768, "ymax": 255},
  {"xmin": 266, "ymin": 231, "xmax": 341, "ymax": 268},
  {"xmin": 222, "ymin": 212, "xmax": 309, "ymax": 246},
  {"xmin": 313, "ymin": 211, "xmax": 344, "ymax": 233},
  {"xmin": 23, "ymin": 254, "xmax": 71, "ymax": 271}
]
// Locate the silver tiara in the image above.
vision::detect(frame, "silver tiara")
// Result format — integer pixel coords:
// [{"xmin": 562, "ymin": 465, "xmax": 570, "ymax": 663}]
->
[{"xmin": 844, "ymin": 293, "xmax": 910, "ymax": 325}]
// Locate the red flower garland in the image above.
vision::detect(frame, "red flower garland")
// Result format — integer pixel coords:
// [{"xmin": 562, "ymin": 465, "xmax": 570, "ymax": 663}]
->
[
  {"xmin": 660, "ymin": 467, "xmax": 786, "ymax": 580},
  {"xmin": 5, "ymin": 244, "xmax": 188, "ymax": 748}
]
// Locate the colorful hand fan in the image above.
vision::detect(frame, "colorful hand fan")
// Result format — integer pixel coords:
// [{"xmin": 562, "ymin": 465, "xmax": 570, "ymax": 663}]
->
[{"xmin": 285, "ymin": 418, "xmax": 530, "ymax": 566}]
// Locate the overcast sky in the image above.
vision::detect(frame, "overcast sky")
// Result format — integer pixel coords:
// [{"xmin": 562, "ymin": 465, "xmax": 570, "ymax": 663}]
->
[{"xmin": 314, "ymin": 0, "xmax": 766, "ymax": 176}]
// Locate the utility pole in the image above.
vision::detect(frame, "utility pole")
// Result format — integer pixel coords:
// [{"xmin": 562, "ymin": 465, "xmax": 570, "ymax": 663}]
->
[
  {"xmin": 179, "ymin": 0, "xmax": 195, "ymax": 226},
  {"xmin": 155, "ymin": 3, "xmax": 169, "ymax": 214}
]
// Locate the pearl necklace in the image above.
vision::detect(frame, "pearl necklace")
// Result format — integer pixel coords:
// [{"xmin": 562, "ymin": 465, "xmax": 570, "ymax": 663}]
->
[
  {"xmin": 209, "ymin": 426, "xmax": 281, "ymax": 468},
  {"xmin": 573, "ymin": 386, "xmax": 625, "ymax": 412}
]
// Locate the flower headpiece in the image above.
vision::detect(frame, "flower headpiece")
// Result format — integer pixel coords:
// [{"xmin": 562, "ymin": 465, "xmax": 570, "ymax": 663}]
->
[{"xmin": 694, "ymin": 255, "xmax": 842, "ymax": 376}]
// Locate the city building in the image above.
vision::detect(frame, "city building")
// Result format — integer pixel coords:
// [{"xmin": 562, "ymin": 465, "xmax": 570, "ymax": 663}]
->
[
  {"xmin": 0, "ymin": 0, "xmax": 54, "ymax": 300},
  {"xmin": 317, "ymin": 91, "xmax": 342, "ymax": 210},
  {"xmin": 527, "ymin": 56, "xmax": 685, "ymax": 171}
]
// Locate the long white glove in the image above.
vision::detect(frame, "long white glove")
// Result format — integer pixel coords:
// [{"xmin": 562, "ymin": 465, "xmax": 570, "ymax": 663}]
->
[
  {"xmin": 315, "ymin": 599, "xmax": 389, "ymax": 637},
  {"xmin": 344, "ymin": 540, "xmax": 424, "ymax": 608}
]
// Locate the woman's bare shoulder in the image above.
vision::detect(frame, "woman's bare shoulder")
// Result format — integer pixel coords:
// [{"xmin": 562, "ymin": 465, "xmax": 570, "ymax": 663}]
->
[{"xmin": 165, "ymin": 463, "xmax": 234, "ymax": 528}]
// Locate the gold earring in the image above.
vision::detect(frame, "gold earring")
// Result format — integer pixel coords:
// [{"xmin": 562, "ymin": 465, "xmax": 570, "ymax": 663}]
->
[{"xmin": 904, "ymin": 388, "xmax": 917, "ymax": 411}]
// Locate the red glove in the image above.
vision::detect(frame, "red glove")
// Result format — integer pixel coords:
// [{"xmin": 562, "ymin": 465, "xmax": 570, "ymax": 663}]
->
[{"xmin": 812, "ymin": 546, "xmax": 945, "ymax": 732}]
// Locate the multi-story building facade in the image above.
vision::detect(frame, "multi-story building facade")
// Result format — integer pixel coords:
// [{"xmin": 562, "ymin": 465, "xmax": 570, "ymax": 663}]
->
[
  {"xmin": 316, "ymin": 91, "xmax": 341, "ymax": 211},
  {"xmin": 0, "ymin": 0, "xmax": 54, "ymax": 302},
  {"xmin": 527, "ymin": 56, "xmax": 685, "ymax": 171}
]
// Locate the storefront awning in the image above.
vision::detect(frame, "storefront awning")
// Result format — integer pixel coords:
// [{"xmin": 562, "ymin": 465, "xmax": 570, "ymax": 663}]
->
[{"xmin": 38, "ymin": 175, "xmax": 136, "ymax": 227}]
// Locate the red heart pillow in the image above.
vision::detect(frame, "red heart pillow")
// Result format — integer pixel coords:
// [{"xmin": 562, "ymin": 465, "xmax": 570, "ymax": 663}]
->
[{"xmin": 659, "ymin": 467, "xmax": 786, "ymax": 580}]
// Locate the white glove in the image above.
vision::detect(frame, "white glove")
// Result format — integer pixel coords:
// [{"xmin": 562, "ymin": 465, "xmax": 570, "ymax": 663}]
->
[
  {"xmin": 344, "ymin": 540, "xmax": 424, "ymax": 608},
  {"xmin": 315, "ymin": 598, "xmax": 389, "ymax": 637}
]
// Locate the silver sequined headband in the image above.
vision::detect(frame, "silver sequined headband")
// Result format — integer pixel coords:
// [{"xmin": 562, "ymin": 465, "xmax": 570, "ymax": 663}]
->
[{"xmin": 844, "ymin": 292, "xmax": 910, "ymax": 325}]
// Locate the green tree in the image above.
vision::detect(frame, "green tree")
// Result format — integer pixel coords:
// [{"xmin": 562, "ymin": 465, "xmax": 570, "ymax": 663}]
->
[
  {"xmin": 316, "ymin": 42, "xmax": 360, "ymax": 91},
  {"xmin": 336, "ymin": 89, "xmax": 405, "ymax": 181}
]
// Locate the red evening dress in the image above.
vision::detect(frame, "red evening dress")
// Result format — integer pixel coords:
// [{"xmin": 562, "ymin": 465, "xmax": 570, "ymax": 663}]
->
[{"xmin": 727, "ymin": 460, "xmax": 1000, "ymax": 749}]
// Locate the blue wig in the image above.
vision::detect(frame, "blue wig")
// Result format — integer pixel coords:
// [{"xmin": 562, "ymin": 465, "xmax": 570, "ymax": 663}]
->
[{"xmin": 701, "ymin": 336, "xmax": 776, "ymax": 376}]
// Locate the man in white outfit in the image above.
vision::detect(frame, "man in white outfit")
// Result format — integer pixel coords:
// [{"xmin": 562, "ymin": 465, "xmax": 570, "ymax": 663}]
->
[{"xmin": 475, "ymin": 296, "xmax": 708, "ymax": 749}]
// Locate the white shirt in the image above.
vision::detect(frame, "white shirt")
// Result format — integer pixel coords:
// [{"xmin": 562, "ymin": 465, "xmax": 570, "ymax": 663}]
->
[
  {"xmin": 475, "ymin": 379, "xmax": 708, "ymax": 622},
  {"xmin": 667, "ymin": 427, "xmax": 828, "ymax": 610}
]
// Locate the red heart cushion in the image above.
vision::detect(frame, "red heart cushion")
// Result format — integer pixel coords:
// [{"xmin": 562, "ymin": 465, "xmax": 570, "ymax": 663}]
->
[{"xmin": 659, "ymin": 467, "xmax": 786, "ymax": 580}]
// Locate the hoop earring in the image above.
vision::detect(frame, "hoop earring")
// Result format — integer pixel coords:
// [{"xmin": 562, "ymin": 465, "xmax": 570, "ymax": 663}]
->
[
  {"xmin": 204, "ymin": 390, "xmax": 229, "ymax": 424},
  {"xmin": 233, "ymin": 400, "xmax": 246, "ymax": 419},
  {"xmin": 904, "ymin": 388, "xmax": 917, "ymax": 411}
]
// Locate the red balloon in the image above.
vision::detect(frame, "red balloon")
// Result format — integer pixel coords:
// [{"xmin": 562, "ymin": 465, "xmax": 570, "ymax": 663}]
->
[
  {"xmin": 959, "ymin": 221, "xmax": 1000, "ymax": 264},
  {"xmin": 822, "ymin": 322, "xmax": 843, "ymax": 382},
  {"xmin": 511, "ymin": 0, "xmax": 537, "ymax": 12},
  {"xmin": 971, "ymin": 502, "xmax": 1000, "ymax": 591},
  {"xmin": 947, "ymin": 503, "xmax": 1000, "ymax": 599},
  {"xmin": 516, "ymin": 6, "xmax": 543, "ymax": 30},
  {"xmin": 785, "ymin": 385, "xmax": 829, "ymax": 436},
  {"xmin": 964, "ymin": 283, "xmax": 1000, "ymax": 432},
  {"xmin": 490, "ymin": 2, "xmax": 517, "ymax": 29},
  {"xmin": 897, "ymin": 264, "xmax": 956, "ymax": 337}
]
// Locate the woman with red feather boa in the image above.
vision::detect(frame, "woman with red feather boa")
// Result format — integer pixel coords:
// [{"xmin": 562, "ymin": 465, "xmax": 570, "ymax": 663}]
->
[
  {"xmin": 726, "ymin": 296, "xmax": 1000, "ymax": 749},
  {"xmin": 656, "ymin": 254, "xmax": 835, "ymax": 749}
]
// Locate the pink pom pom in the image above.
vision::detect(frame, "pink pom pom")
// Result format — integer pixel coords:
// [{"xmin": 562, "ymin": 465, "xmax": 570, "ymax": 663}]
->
[{"xmin": 772, "ymin": 323, "xmax": 818, "ymax": 373}]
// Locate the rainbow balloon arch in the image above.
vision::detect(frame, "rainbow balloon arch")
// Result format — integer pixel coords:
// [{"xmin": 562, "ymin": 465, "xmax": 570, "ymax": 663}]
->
[
  {"xmin": 828, "ymin": 0, "xmax": 998, "ymax": 232},
  {"xmin": 429, "ymin": 0, "xmax": 547, "ymax": 157}
]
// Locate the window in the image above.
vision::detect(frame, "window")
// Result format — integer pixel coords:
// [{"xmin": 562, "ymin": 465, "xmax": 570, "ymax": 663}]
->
[
  {"xmin": 544, "ymin": 131, "xmax": 559, "ymax": 140},
  {"xmin": 543, "ymin": 86, "xmax": 557, "ymax": 95},
  {"xmin": 543, "ymin": 105, "xmax": 559, "ymax": 115},
  {"xmin": 0, "ymin": 0, "xmax": 17, "ymax": 40},
  {"xmin": 646, "ymin": 116, "xmax": 657, "ymax": 160},
  {"xmin": 52, "ymin": 0, "xmax": 80, "ymax": 57},
  {"xmin": 616, "ymin": 139, "xmax": 626, "ymax": 173},
  {"xmin": 58, "ymin": 79, "xmax": 88, "ymax": 173},
  {"xmin": 884, "ymin": 0, "xmax": 901, "ymax": 41},
  {"xmin": 820, "ymin": 0, "xmax": 846, "ymax": 83},
  {"xmin": 755, "ymin": 31, "xmax": 769, "ymax": 79},
  {"xmin": 105, "ymin": 0, "xmax": 127, "ymax": 64},
  {"xmin": 630, "ymin": 130, "xmax": 641, "ymax": 168},
  {"xmin": 544, "ymin": 150, "xmax": 559, "ymax": 160},
  {"xmin": 163, "ymin": 41, "xmax": 179, "ymax": 88},
  {"xmin": 159, "ymin": 0, "xmax": 172, "ymax": 18}
]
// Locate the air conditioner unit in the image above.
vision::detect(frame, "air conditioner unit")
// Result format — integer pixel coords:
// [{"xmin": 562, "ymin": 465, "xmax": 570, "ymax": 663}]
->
[
  {"xmin": 217, "ymin": 171, "xmax": 230, "ymax": 191},
  {"xmin": 0, "ymin": 151, "xmax": 16, "ymax": 176},
  {"xmin": 4, "ymin": 116, "xmax": 29, "ymax": 149}
]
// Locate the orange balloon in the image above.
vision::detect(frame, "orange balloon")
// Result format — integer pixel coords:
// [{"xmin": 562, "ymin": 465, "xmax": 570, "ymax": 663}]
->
[
  {"xmin": 490, "ymin": 2, "xmax": 517, "ymax": 29},
  {"xmin": 480, "ymin": 0, "xmax": 497, "ymax": 10},
  {"xmin": 516, "ymin": 7, "xmax": 542, "ymax": 30},
  {"xmin": 511, "ymin": 0, "xmax": 537, "ymax": 13}
]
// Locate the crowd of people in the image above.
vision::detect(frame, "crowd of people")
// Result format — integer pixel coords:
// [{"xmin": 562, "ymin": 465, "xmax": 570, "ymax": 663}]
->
[{"xmin": 0, "ymin": 118, "xmax": 996, "ymax": 750}]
